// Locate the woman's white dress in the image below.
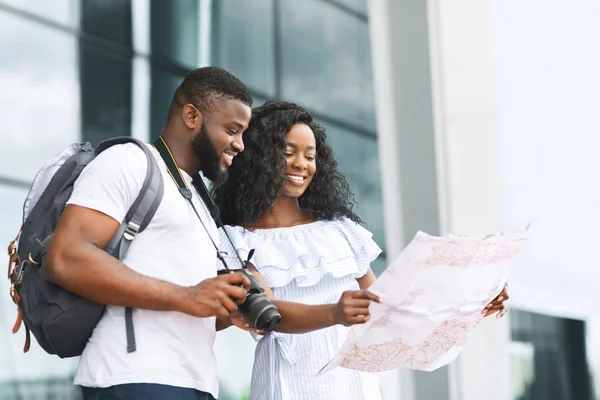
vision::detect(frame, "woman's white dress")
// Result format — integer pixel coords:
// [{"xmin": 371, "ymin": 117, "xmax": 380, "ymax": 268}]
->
[{"xmin": 223, "ymin": 218, "xmax": 383, "ymax": 400}]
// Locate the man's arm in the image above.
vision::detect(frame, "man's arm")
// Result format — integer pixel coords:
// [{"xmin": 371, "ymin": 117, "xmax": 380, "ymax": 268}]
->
[
  {"xmin": 238, "ymin": 264, "xmax": 380, "ymax": 334},
  {"xmin": 46, "ymin": 204, "xmax": 250, "ymax": 318}
]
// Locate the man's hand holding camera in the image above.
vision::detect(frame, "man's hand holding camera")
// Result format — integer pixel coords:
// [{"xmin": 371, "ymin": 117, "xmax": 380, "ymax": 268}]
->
[{"xmin": 181, "ymin": 272, "xmax": 251, "ymax": 318}]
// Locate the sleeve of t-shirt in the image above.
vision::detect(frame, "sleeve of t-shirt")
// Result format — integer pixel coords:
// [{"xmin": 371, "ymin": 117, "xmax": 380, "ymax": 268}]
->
[{"xmin": 66, "ymin": 143, "xmax": 149, "ymax": 223}]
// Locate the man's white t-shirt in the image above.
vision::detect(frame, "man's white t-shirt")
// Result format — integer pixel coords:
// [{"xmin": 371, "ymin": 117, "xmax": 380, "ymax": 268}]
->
[{"xmin": 66, "ymin": 143, "xmax": 220, "ymax": 397}]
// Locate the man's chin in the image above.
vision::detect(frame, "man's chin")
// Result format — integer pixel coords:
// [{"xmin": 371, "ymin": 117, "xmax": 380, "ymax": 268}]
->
[
  {"xmin": 209, "ymin": 170, "xmax": 228, "ymax": 188},
  {"xmin": 199, "ymin": 165, "xmax": 228, "ymax": 188}
]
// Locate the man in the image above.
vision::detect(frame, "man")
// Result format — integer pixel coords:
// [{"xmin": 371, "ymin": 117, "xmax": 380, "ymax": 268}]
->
[{"xmin": 46, "ymin": 67, "xmax": 253, "ymax": 400}]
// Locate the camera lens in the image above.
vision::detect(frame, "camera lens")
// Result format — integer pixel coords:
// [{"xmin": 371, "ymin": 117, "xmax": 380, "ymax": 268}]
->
[{"xmin": 239, "ymin": 293, "xmax": 281, "ymax": 333}]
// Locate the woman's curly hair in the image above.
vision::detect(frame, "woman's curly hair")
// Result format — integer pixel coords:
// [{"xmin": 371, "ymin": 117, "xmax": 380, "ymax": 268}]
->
[{"xmin": 213, "ymin": 101, "xmax": 360, "ymax": 227}]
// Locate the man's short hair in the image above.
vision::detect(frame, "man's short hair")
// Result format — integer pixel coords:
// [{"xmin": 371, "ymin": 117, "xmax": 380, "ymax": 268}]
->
[{"xmin": 172, "ymin": 67, "xmax": 253, "ymax": 114}]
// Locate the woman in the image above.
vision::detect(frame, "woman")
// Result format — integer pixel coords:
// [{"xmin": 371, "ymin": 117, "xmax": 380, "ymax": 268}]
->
[{"xmin": 214, "ymin": 101, "xmax": 508, "ymax": 400}]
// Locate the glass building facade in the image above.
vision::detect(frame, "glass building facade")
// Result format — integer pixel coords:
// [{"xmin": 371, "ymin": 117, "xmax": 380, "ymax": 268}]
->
[
  {"xmin": 1, "ymin": 1, "xmax": 595, "ymax": 400},
  {"xmin": 0, "ymin": 0, "xmax": 383, "ymax": 398}
]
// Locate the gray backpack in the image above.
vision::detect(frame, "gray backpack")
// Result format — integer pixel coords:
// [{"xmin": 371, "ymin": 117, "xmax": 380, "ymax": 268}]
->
[{"xmin": 7, "ymin": 137, "xmax": 164, "ymax": 358}]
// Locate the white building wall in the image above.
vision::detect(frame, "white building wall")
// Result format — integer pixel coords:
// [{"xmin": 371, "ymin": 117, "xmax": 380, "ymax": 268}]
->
[
  {"xmin": 428, "ymin": 2, "xmax": 511, "ymax": 399},
  {"xmin": 369, "ymin": 0, "xmax": 512, "ymax": 399}
]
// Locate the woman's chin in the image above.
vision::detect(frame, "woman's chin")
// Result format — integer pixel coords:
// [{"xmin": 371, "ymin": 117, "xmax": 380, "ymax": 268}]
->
[{"xmin": 281, "ymin": 186, "xmax": 306, "ymax": 198}]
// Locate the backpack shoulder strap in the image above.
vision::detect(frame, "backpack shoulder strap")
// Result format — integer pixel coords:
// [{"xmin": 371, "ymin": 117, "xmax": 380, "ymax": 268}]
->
[
  {"xmin": 100, "ymin": 137, "xmax": 164, "ymax": 259},
  {"xmin": 94, "ymin": 137, "xmax": 164, "ymax": 354}
]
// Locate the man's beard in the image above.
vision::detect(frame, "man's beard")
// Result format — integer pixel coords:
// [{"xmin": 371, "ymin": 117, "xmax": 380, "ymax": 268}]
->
[{"xmin": 192, "ymin": 123, "xmax": 228, "ymax": 187}]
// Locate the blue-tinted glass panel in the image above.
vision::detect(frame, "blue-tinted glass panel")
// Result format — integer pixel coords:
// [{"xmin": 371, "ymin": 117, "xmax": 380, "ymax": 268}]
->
[
  {"xmin": 150, "ymin": 0, "xmax": 199, "ymax": 67},
  {"xmin": 0, "ymin": 0, "xmax": 79, "ymax": 27},
  {"xmin": 331, "ymin": 0, "xmax": 368, "ymax": 15},
  {"xmin": 81, "ymin": 43, "xmax": 132, "ymax": 145},
  {"xmin": 321, "ymin": 122, "xmax": 386, "ymax": 273},
  {"xmin": 0, "ymin": 11, "xmax": 79, "ymax": 183},
  {"xmin": 214, "ymin": 0, "xmax": 276, "ymax": 96},
  {"xmin": 81, "ymin": 0, "xmax": 132, "ymax": 45},
  {"xmin": 250, "ymin": 94, "xmax": 268, "ymax": 109},
  {"xmin": 150, "ymin": 68, "xmax": 184, "ymax": 139},
  {"xmin": 280, "ymin": 0, "xmax": 375, "ymax": 131},
  {"xmin": 510, "ymin": 310, "xmax": 592, "ymax": 400}
]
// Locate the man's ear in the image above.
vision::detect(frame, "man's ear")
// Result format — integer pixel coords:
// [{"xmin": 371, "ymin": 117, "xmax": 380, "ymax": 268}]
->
[{"xmin": 182, "ymin": 104, "xmax": 204, "ymax": 131}]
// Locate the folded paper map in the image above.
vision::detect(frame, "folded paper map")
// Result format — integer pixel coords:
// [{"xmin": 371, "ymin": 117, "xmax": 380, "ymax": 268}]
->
[{"xmin": 319, "ymin": 230, "xmax": 528, "ymax": 374}]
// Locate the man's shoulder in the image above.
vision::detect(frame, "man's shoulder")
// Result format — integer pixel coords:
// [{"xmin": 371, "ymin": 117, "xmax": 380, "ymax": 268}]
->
[
  {"xmin": 71, "ymin": 142, "xmax": 155, "ymax": 192},
  {"xmin": 90, "ymin": 142, "xmax": 152, "ymax": 172},
  {"xmin": 97, "ymin": 142, "xmax": 150, "ymax": 160}
]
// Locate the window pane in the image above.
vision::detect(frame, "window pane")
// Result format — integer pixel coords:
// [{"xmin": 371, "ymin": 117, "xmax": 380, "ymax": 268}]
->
[
  {"xmin": 81, "ymin": 42, "xmax": 132, "ymax": 145},
  {"xmin": 214, "ymin": 0, "xmax": 275, "ymax": 96},
  {"xmin": 150, "ymin": 0, "xmax": 199, "ymax": 67},
  {"xmin": 81, "ymin": 0, "xmax": 132, "ymax": 45},
  {"xmin": 0, "ymin": 184, "xmax": 79, "ymax": 394},
  {"xmin": 150, "ymin": 68, "xmax": 184, "ymax": 139},
  {"xmin": 251, "ymin": 94, "xmax": 269, "ymax": 108},
  {"xmin": 280, "ymin": 0, "xmax": 375, "ymax": 131},
  {"xmin": 0, "ymin": 11, "xmax": 79, "ymax": 183},
  {"xmin": 510, "ymin": 310, "xmax": 592, "ymax": 400},
  {"xmin": 0, "ymin": 0, "xmax": 79, "ymax": 27},
  {"xmin": 331, "ymin": 0, "xmax": 368, "ymax": 15},
  {"xmin": 322, "ymin": 123, "xmax": 386, "ymax": 272}
]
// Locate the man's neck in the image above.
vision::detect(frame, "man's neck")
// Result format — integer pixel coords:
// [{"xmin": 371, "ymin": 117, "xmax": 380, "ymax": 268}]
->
[{"xmin": 159, "ymin": 133, "xmax": 198, "ymax": 176}]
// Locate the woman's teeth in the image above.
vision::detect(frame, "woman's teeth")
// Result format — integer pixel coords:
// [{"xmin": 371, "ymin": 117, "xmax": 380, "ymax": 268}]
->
[{"xmin": 286, "ymin": 174, "xmax": 304, "ymax": 182}]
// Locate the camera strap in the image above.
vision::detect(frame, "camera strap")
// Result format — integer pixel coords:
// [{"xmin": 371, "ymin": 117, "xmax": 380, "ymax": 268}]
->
[
  {"xmin": 119, "ymin": 136, "xmax": 250, "ymax": 353},
  {"xmin": 152, "ymin": 136, "xmax": 247, "ymax": 272}
]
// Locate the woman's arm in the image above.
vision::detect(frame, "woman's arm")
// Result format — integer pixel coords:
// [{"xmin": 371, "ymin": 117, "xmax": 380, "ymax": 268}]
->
[
  {"xmin": 216, "ymin": 316, "xmax": 233, "ymax": 331},
  {"xmin": 244, "ymin": 264, "xmax": 380, "ymax": 334},
  {"xmin": 356, "ymin": 268, "xmax": 377, "ymax": 290}
]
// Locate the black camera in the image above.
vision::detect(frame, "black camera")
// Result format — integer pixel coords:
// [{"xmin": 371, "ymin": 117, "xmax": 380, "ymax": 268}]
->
[{"xmin": 237, "ymin": 269, "xmax": 281, "ymax": 333}]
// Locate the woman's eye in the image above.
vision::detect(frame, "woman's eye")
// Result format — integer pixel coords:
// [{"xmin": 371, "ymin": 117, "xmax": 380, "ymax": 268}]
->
[{"xmin": 284, "ymin": 152, "xmax": 294, "ymax": 157}]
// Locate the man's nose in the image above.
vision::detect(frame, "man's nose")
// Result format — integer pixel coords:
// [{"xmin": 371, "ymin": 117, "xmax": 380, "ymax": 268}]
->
[{"xmin": 232, "ymin": 136, "xmax": 244, "ymax": 153}]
